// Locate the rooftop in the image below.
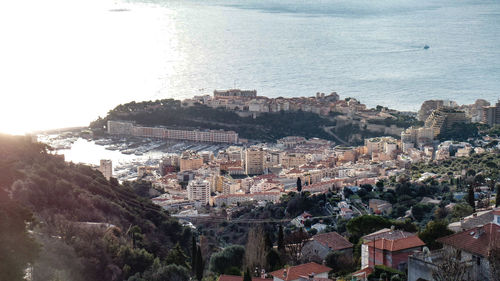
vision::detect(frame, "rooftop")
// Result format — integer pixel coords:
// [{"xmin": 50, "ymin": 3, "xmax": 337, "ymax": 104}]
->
[
  {"xmin": 437, "ymin": 223, "xmax": 500, "ymax": 257},
  {"xmin": 312, "ymin": 231, "xmax": 353, "ymax": 251},
  {"xmin": 270, "ymin": 262, "xmax": 332, "ymax": 281}
]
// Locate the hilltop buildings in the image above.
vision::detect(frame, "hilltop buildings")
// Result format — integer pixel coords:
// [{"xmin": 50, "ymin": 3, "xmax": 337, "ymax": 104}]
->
[{"xmin": 424, "ymin": 107, "xmax": 468, "ymax": 137}]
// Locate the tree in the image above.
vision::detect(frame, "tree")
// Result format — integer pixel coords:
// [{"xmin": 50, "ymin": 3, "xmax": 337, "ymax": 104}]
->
[
  {"xmin": 165, "ymin": 243, "xmax": 190, "ymax": 269},
  {"xmin": 266, "ymin": 249, "xmax": 282, "ymax": 271},
  {"xmin": 411, "ymin": 203, "xmax": 433, "ymax": 222},
  {"xmin": 418, "ymin": 220, "xmax": 454, "ymax": 250},
  {"xmin": 451, "ymin": 203, "xmax": 474, "ymax": 219},
  {"xmin": 136, "ymin": 259, "xmax": 190, "ymax": 281},
  {"xmin": 209, "ymin": 245, "xmax": 245, "ymax": 274},
  {"xmin": 346, "ymin": 215, "xmax": 391, "ymax": 242},
  {"xmin": 467, "ymin": 186, "xmax": 475, "ymax": 211},
  {"xmin": 324, "ymin": 251, "xmax": 356, "ymax": 275},
  {"xmin": 376, "ymin": 180, "xmax": 384, "ymax": 192},
  {"xmin": 284, "ymin": 228, "xmax": 309, "ymax": 264},
  {"xmin": 191, "ymin": 236, "xmax": 196, "ymax": 273},
  {"xmin": 245, "ymin": 227, "xmax": 267, "ymax": 273},
  {"xmin": 297, "ymin": 177, "xmax": 302, "ymax": 192},
  {"xmin": 243, "ymin": 268, "xmax": 252, "ymax": 281},
  {"xmin": 195, "ymin": 246, "xmax": 203, "ymax": 281},
  {"xmin": 277, "ymin": 225, "xmax": 285, "ymax": 254},
  {"xmin": 0, "ymin": 201, "xmax": 40, "ymax": 281},
  {"xmin": 432, "ymin": 249, "xmax": 467, "ymax": 281}
]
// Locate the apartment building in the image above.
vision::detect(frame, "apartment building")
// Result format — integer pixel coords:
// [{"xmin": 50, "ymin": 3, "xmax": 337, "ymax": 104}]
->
[
  {"xmin": 107, "ymin": 121, "xmax": 238, "ymax": 143},
  {"xmin": 187, "ymin": 179, "xmax": 211, "ymax": 204},
  {"xmin": 245, "ymin": 147, "xmax": 264, "ymax": 175}
]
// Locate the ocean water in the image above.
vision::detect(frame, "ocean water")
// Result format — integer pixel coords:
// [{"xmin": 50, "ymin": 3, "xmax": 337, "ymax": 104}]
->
[{"xmin": 1, "ymin": 0, "xmax": 500, "ymax": 134}]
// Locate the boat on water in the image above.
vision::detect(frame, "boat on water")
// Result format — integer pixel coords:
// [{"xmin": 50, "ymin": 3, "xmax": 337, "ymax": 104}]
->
[
  {"xmin": 424, "ymin": 45, "xmax": 430, "ymax": 49},
  {"xmin": 122, "ymin": 149, "xmax": 135, "ymax": 155},
  {"xmin": 105, "ymin": 145, "xmax": 119, "ymax": 151}
]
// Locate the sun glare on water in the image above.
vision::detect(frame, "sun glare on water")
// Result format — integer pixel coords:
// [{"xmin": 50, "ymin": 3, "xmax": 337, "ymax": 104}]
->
[{"xmin": 0, "ymin": 0, "xmax": 180, "ymax": 135}]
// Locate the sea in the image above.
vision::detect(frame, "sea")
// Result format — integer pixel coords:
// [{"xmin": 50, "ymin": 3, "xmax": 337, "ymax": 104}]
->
[{"xmin": 1, "ymin": 0, "xmax": 500, "ymax": 134}]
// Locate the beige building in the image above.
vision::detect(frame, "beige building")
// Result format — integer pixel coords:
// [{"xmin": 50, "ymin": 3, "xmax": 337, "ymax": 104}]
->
[
  {"xmin": 99, "ymin": 159, "xmax": 112, "ymax": 180},
  {"xmin": 424, "ymin": 107, "xmax": 468, "ymax": 137},
  {"xmin": 245, "ymin": 147, "xmax": 264, "ymax": 175},
  {"xmin": 180, "ymin": 151, "xmax": 204, "ymax": 171}
]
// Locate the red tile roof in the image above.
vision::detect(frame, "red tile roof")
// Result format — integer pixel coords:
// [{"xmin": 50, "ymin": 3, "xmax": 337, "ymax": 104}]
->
[
  {"xmin": 270, "ymin": 262, "xmax": 332, "ymax": 281},
  {"xmin": 352, "ymin": 267, "xmax": 374, "ymax": 280},
  {"xmin": 437, "ymin": 223, "xmax": 500, "ymax": 257},
  {"xmin": 365, "ymin": 235, "xmax": 425, "ymax": 252},
  {"xmin": 218, "ymin": 275, "xmax": 267, "ymax": 281},
  {"xmin": 313, "ymin": 232, "xmax": 353, "ymax": 251},
  {"xmin": 492, "ymin": 209, "xmax": 500, "ymax": 216}
]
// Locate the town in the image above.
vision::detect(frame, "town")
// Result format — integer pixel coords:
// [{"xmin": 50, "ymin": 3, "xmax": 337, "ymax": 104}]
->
[{"xmin": 40, "ymin": 90, "xmax": 500, "ymax": 281}]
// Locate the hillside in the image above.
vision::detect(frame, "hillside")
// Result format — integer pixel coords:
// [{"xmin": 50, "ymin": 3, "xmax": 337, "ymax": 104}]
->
[
  {"xmin": 0, "ymin": 134, "xmax": 192, "ymax": 281},
  {"xmin": 89, "ymin": 99, "xmax": 410, "ymax": 144}
]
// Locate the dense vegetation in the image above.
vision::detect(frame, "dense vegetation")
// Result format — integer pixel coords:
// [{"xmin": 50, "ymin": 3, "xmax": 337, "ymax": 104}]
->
[
  {"xmin": 411, "ymin": 152, "xmax": 500, "ymax": 181},
  {"xmin": 437, "ymin": 123, "xmax": 479, "ymax": 141},
  {"xmin": 0, "ymin": 134, "xmax": 192, "ymax": 281}
]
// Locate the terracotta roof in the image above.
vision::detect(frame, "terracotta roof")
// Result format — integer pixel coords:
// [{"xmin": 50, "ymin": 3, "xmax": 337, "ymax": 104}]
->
[
  {"xmin": 218, "ymin": 275, "xmax": 267, "ymax": 281},
  {"xmin": 270, "ymin": 262, "xmax": 331, "ymax": 281},
  {"xmin": 352, "ymin": 267, "xmax": 374, "ymax": 280},
  {"xmin": 365, "ymin": 235, "xmax": 425, "ymax": 252},
  {"xmin": 362, "ymin": 229, "xmax": 416, "ymax": 241},
  {"xmin": 493, "ymin": 209, "xmax": 500, "ymax": 216},
  {"xmin": 313, "ymin": 232, "xmax": 353, "ymax": 251},
  {"xmin": 437, "ymin": 223, "xmax": 500, "ymax": 257}
]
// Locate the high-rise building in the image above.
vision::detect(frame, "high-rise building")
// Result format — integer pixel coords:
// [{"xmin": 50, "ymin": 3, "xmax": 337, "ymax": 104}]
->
[
  {"xmin": 187, "ymin": 179, "xmax": 211, "ymax": 204},
  {"xmin": 483, "ymin": 100, "xmax": 500, "ymax": 126},
  {"xmin": 245, "ymin": 147, "xmax": 264, "ymax": 175},
  {"xmin": 99, "ymin": 159, "xmax": 112, "ymax": 180}
]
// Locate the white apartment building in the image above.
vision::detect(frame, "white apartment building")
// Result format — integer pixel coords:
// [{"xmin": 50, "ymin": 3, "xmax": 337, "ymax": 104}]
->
[{"xmin": 187, "ymin": 179, "xmax": 211, "ymax": 204}]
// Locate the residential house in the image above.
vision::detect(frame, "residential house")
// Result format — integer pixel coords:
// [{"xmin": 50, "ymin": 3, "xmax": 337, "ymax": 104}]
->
[
  {"xmin": 291, "ymin": 212, "xmax": 313, "ymax": 228},
  {"xmin": 361, "ymin": 228, "xmax": 425, "ymax": 271},
  {"xmin": 369, "ymin": 199, "xmax": 392, "ymax": 215},
  {"xmin": 408, "ymin": 210, "xmax": 500, "ymax": 281},
  {"xmin": 302, "ymin": 232, "xmax": 353, "ymax": 262},
  {"xmin": 270, "ymin": 262, "xmax": 331, "ymax": 281}
]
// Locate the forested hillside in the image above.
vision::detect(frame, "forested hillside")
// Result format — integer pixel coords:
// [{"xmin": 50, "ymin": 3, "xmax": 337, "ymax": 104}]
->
[{"xmin": 0, "ymin": 134, "xmax": 192, "ymax": 281}]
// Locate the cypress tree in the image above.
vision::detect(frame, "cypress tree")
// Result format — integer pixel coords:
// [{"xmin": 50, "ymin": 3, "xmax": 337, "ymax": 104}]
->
[
  {"xmin": 297, "ymin": 177, "xmax": 302, "ymax": 192},
  {"xmin": 277, "ymin": 225, "xmax": 284, "ymax": 253},
  {"xmin": 195, "ymin": 246, "xmax": 203, "ymax": 281},
  {"xmin": 191, "ymin": 236, "xmax": 196, "ymax": 272},
  {"xmin": 468, "ymin": 186, "xmax": 475, "ymax": 211},
  {"xmin": 264, "ymin": 231, "xmax": 273, "ymax": 252}
]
